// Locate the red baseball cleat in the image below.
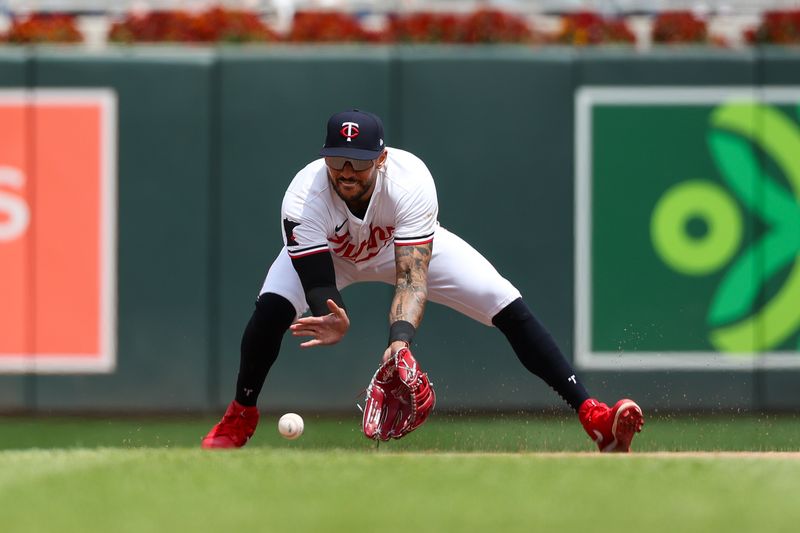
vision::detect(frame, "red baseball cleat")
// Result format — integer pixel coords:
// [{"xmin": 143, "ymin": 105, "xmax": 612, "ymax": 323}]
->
[
  {"xmin": 201, "ymin": 400, "xmax": 259, "ymax": 449},
  {"xmin": 579, "ymin": 398, "xmax": 644, "ymax": 453}
]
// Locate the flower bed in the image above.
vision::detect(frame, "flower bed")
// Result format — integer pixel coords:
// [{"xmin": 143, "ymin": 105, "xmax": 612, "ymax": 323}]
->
[
  {"xmin": 554, "ymin": 11, "xmax": 636, "ymax": 46},
  {"xmin": 652, "ymin": 11, "xmax": 708, "ymax": 44},
  {"xmin": 389, "ymin": 9, "xmax": 537, "ymax": 44},
  {"xmin": 286, "ymin": 11, "xmax": 383, "ymax": 43},
  {"xmin": 108, "ymin": 8, "xmax": 279, "ymax": 43},
  {"xmin": 104, "ymin": 7, "xmax": 541, "ymax": 45},
  {"xmin": 1, "ymin": 13, "xmax": 82, "ymax": 43},
  {"xmin": 746, "ymin": 10, "xmax": 800, "ymax": 44},
  {"xmin": 1, "ymin": 7, "xmax": 793, "ymax": 47}
]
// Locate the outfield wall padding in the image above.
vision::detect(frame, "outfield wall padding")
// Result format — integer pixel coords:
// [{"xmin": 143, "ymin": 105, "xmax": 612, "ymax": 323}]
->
[{"xmin": 0, "ymin": 46, "xmax": 798, "ymax": 413}]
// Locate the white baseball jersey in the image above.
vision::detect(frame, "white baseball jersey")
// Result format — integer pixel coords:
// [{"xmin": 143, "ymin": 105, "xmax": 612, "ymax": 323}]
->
[
  {"xmin": 262, "ymin": 147, "xmax": 521, "ymax": 325},
  {"xmin": 281, "ymin": 148, "xmax": 438, "ymax": 267}
]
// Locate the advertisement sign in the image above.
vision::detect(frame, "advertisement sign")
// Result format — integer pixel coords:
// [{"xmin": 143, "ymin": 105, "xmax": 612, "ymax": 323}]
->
[
  {"xmin": 576, "ymin": 87, "xmax": 800, "ymax": 370},
  {"xmin": 0, "ymin": 89, "xmax": 116, "ymax": 373}
]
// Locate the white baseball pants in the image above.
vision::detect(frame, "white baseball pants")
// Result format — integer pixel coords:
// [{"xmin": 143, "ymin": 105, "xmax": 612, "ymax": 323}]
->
[{"xmin": 260, "ymin": 226, "xmax": 521, "ymax": 326}]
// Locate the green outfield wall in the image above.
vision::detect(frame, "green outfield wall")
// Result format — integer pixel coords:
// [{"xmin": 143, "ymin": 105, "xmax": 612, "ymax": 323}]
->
[{"xmin": 1, "ymin": 46, "xmax": 798, "ymax": 413}]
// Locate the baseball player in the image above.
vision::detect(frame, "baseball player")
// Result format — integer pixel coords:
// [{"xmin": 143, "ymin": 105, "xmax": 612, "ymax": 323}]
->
[{"xmin": 202, "ymin": 109, "xmax": 644, "ymax": 452}]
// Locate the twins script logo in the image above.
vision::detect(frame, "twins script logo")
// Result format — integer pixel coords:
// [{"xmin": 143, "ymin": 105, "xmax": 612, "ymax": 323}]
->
[
  {"xmin": 329, "ymin": 223, "xmax": 394, "ymax": 263},
  {"xmin": 340, "ymin": 122, "xmax": 359, "ymax": 142}
]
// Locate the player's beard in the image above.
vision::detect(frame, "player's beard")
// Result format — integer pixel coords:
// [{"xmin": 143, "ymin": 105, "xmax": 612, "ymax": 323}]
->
[{"xmin": 328, "ymin": 170, "xmax": 376, "ymax": 214}]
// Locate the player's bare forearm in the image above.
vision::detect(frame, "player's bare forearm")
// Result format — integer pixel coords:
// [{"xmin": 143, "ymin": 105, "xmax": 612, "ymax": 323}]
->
[{"xmin": 390, "ymin": 242, "xmax": 432, "ymax": 328}]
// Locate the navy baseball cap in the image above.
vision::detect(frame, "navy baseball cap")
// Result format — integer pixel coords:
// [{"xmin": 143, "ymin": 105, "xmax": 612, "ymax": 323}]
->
[{"xmin": 319, "ymin": 109, "xmax": 385, "ymax": 160}]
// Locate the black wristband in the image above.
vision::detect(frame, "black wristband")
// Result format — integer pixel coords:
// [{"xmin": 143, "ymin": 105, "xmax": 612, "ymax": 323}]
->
[{"xmin": 388, "ymin": 320, "xmax": 416, "ymax": 346}]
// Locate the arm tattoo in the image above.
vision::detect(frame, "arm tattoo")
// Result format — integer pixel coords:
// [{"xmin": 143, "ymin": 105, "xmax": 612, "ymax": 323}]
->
[{"xmin": 390, "ymin": 242, "xmax": 432, "ymax": 327}]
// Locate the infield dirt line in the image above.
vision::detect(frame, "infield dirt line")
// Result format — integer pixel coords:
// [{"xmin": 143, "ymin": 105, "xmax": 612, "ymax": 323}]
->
[
  {"xmin": 380, "ymin": 451, "xmax": 800, "ymax": 458},
  {"xmin": 535, "ymin": 452, "xmax": 800, "ymax": 458}
]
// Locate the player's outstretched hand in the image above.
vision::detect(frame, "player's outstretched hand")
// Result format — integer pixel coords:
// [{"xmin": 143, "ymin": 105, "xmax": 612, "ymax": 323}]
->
[{"xmin": 289, "ymin": 299, "xmax": 350, "ymax": 348}]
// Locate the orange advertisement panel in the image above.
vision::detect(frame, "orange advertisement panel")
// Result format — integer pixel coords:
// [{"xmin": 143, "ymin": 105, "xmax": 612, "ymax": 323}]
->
[
  {"xmin": 0, "ymin": 90, "xmax": 116, "ymax": 373},
  {"xmin": 0, "ymin": 97, "xmax": 30, "ymax": 359}
]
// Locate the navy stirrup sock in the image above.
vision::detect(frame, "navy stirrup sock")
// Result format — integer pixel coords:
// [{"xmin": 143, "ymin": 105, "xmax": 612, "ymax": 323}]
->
[
  {"xmin": 492, "ymin": 298, "xmax": 590, "ymax": 411},
  {"xmin": 235, "ymin": 292, "xmax": 296, "ymax": 406}
]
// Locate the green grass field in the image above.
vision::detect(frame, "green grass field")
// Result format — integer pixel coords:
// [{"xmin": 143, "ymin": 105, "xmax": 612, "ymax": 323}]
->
[{"xmin": 1, "ymin": 413, "xmax": 799, "ymax": 532}]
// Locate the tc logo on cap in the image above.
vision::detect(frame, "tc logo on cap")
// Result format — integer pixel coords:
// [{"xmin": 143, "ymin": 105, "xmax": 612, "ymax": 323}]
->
[{"xmin": 340, "ymin": 121, "xmax": 359, "ymax": 142}]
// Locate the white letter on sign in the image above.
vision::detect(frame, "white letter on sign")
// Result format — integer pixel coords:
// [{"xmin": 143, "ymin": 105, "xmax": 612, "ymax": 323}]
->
[{"xmin": 0, "ymin": 166, "xmax": 30, "ymax": 242}]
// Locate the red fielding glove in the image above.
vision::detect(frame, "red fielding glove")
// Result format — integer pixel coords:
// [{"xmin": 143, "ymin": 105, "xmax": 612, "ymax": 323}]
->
[{"xmin": 362, "ymin": 347, "xmax": 436, "ymax": 441}]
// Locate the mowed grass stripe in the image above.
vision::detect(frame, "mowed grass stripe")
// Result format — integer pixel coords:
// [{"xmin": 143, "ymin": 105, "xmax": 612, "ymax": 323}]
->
[
  {"xmin": 1, "ymin": 413, "xmax": 799, "ymax": 451},
  {"xmin": 0, "ymin": 448, "xmax": 137, "ymax": 490},
  {"xmin": 0, "ymin": 449, "xmax": 799, "ymax": 533}
]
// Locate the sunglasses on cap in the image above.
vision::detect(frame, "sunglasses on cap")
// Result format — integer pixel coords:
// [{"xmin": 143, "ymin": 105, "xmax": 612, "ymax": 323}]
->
[{"xmin": 324, "ymin": 156, "xmax": 375, "ymax": 172}]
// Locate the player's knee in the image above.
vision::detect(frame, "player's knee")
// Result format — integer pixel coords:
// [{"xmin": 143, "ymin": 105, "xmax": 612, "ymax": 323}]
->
[
  {"xmin": 491, "ymin": 297, "xmax": 532, "ymax": 327},
  {"xmin": 254, "ymin": 292, "xmax": 296, "ymax": 330}
]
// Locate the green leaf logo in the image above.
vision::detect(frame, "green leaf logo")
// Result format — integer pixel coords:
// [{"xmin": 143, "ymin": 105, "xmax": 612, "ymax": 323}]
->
[{"xmin": 651, "ymin": 101, "xmax": 800, "ymax": 352}]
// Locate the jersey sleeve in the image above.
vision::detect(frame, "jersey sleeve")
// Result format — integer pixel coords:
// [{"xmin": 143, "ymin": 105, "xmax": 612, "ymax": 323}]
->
[
  {"xmin": 281, "ymin": 191, "xmax": 331, "ymax": 259},
  {"xmin": 393, "ymin": 169, "xmax": 438, "ymax": 247}
]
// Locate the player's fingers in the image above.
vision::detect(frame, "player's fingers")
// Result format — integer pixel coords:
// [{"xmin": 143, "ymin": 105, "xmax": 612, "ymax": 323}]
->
[
  {"xmin": 299, "ymin": 338, "xmax": 324, "ymax": 348},
  {"xmin": 326, "ymin": 299, "xmax": 340, "ymax": 314},
  {"xmin": 291, "ymin": 326, "xmax": 317, "ymax": 337},
  {"xmin": 293, "ymin": 316, "xmax": 323, "ymax": 326},
  {"xmin": 303, "ymin": 333, "xmax": 339, "ymax": 346},
  {"xmin": 327, "ymin": 299, "xmax": 349, "ymax": 321}
]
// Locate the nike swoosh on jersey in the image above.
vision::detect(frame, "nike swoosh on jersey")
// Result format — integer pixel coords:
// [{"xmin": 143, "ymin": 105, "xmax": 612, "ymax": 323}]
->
[{"xmin": 334, "ymin": 219, "xmax": 348, "ymax": 233}]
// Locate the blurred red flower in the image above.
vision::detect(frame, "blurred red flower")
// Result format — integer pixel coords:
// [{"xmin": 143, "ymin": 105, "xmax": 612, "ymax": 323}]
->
[
  {"xmin": 652, "ymin": 11, "xmax": 708, "ymax": 44},
  {"xmin": 388, "ymin": 12, "xmax": 464, "ymax": 43},
  {"xmin": 3, "ymin": 13, "xmax": 83, "ymax": 43},
  {"xmin": 555, "ymin": 11, "xmax": 635, "ymax": 45},
  {"xmin": 108, "ymin": 8, "xmax": 278, "ymax": 43},
  {"xmin": 389, "ymin": 9, "xmax": 536, "ymax": 44},
  {"xmin": 287, "ymin": 11, "xmax": 382, "ymax": 43},
  {"xmin": 748, "ymin": 10, "xmax": 800, "ymax": 44}
]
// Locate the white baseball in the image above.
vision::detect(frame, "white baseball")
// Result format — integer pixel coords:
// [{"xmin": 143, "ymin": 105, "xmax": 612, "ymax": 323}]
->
[{"xmin": 278, "ymin": 413, "xmax": 304, "ymax": 440}]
